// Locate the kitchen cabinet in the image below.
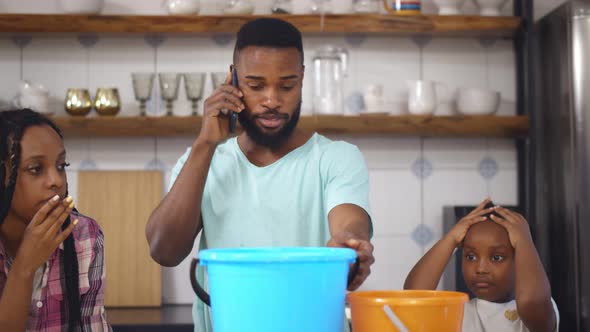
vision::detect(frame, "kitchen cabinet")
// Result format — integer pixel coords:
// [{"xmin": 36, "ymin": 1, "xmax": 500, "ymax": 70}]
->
[{"xmin": 77, "ymin": 171, "xmax": 163, "ymax": 307}]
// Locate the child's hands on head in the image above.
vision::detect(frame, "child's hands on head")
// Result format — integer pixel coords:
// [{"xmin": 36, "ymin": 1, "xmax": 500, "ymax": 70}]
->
[
  {"xmin": 447, "ymin": 198, "xmax": 495, "ymax": 247},
  {"xmin": 489, "ymin": 206, "xmax": 533, "ymax": 249}
]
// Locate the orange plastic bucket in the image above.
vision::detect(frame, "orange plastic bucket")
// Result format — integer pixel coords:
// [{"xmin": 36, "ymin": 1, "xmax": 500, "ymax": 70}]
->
[{"xmin": 347, "ymin": 290, "xmax": 469, "ymax": 332}]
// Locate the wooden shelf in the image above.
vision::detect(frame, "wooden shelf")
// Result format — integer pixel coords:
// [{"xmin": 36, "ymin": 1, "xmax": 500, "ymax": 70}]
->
[
  {"xmin": 0, "ymin": 14, "xmax": 521, "ymax": 38},
  {"xmin": 51, "ymin": 115, "xmax": 529, "ymax": 138}
]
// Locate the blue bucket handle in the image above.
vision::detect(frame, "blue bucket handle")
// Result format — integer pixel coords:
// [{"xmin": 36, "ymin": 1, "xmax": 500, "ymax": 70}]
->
[
  {"xmin": 190, "ymin": 258, "xmax": 211, "ymax": 306},
  {"xmin": 189, "ymin": 257, "xmax": 360, "ymax": 307}
]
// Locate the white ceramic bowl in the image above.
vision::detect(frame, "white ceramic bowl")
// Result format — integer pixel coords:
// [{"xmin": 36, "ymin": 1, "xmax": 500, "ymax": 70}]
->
[
  {"xmin": 221, "ymin": 0, "xmax": 255, "ymax": 15},
  {"xmin": 457, "ymin": 87, "xmax": 500, "ymax": 115},
  {"xmin": 432, "ymin": 0, "xmax": 467, "ymax": 15},
  {"xmin": 58, "ymin": 0, "xmax": 104, "ymax": 14},
  {"xmin": 473, "ymin": 0, "xmax": 508, "ymax": 16},
  {"xmin": 164, "ymin": 0, "xmax": 200, "ymax": 15}
]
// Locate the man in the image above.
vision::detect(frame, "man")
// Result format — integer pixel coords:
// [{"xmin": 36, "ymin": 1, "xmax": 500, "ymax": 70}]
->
[{"xmin": 145, "ymin": 18, "xmax": 374, "ymax": 331}]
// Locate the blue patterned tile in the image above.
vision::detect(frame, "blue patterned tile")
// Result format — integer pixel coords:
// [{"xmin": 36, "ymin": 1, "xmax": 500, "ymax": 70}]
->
[
  {"xmin": 478, "ymin": 38, "xmax": 497, "ymax": 48},
  {"xmin": 11, "ymin": 35, "xmax": 32, "ymax": 48},
  {"xmin": 478, "ymin": 157, "xmax": 498, "ymax": 180},
  {"xmin": 144, "ymin": 35, "xmax": 166, "ymax": 48},
  {"xmin": 212, "ymin": 34, "xmax": 233, "ymax": 46},
  {"xmin": 145, "ymin": 158, "xmax": 167, "ymax": 171},
  {"xmin": 77, "ymin": 34, "xmax": 99, "ymax": 49},
  {"xmin": 344, "ymin": 34, "xmax": 367, "ymax": 47},
  {"xmin": 411, "ymin": 36, "xmax": 432, "ymax": 49},
  {"xmin": 79, "ymin": 159, "xmax": 97, "ymax": 170},
  {"xmin": 412, "ymin": 224, "xmax": 434, "ymax": 247},
  {"xmin": 412, "ymin": 157, "xmax": 433, "ymax": 179}
]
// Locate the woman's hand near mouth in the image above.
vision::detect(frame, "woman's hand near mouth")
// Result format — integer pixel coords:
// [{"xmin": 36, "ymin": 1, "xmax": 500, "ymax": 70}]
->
[{"xmin": 14, "ymin": 195, "xmax": 77, "ymax": 277}]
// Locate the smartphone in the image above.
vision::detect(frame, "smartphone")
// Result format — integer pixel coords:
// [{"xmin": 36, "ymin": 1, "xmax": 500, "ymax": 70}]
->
[{"xmin": 229, "ymin": 68, "xmax": 239, "ymax": 134}]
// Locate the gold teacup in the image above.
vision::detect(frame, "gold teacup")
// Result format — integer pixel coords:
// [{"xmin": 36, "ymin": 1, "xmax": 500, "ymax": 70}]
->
[
  {"xmin": 65, "ymin": 88, "xmax": 92, "ymax": 116},
  {"xmin": 94, "ymin": 88, "xmax": 121, "ymax": 116}
]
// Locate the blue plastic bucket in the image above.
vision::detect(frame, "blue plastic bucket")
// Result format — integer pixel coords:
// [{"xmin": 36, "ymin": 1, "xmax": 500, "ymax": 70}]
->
[{"xmin": 190, "ymin": 247, "xmax": 357, "ymax": 332}]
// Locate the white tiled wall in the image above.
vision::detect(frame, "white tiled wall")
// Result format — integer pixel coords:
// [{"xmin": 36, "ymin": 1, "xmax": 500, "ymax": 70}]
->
[
  {"xmin": 0, "ymin": 37, "xmax": 20, "ymax": 105},
  {"xmin": 1, "ymin": 0, "xmax": 561, "ymax": 304}
]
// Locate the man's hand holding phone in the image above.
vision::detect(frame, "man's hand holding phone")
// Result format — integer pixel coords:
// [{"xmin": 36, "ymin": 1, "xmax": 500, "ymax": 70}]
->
[{"xmin": 197, "ymin": 68, "xmax": 245, "ymax": 146}]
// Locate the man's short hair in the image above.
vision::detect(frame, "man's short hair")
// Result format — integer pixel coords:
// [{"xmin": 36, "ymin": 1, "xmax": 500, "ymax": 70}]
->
[{"xmin": 234, "ymin": 18, "xmax": 304, "ymax": 64}]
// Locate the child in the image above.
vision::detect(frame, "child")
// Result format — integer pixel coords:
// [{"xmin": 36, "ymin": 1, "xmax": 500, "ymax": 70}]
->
[
  {"xmin": 0, "ymin": 109, "xmax": 110, "ymax": 331},
  {"xmin": 404, "ymin": 199, "xmax": 559, "ymax": 332}
]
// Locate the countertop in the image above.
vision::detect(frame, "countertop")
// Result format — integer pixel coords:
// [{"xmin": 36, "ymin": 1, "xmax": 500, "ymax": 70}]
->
[
  {"xmin": 108, "ymin": 304, "xmax": 352, "ymax": 331},
  {"xmin": 108, "ymin": 305, "xmax": 193, "ymax": 332}
]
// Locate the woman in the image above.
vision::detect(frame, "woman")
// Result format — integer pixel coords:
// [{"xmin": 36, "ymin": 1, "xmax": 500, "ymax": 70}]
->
[{"xmin": 0, "ymin": 109, "xmax": 110, "ymax": 331}]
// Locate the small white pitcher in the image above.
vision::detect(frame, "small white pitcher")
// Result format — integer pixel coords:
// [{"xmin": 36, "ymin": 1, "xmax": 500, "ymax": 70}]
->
[{"xmin": 407, "ymin": 80, "xmax": 444, "ymax": 115}]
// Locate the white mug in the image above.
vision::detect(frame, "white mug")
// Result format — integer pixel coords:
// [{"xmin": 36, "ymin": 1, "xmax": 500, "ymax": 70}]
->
[{"xmin": 363, "ymin": 84, "xmax": 384, "ymax": 113}]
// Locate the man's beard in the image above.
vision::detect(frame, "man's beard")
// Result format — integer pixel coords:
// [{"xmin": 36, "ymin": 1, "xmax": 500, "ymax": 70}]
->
[{"xmin": 238, "ymin": 101, "xmax": 301, "ymax": 149}]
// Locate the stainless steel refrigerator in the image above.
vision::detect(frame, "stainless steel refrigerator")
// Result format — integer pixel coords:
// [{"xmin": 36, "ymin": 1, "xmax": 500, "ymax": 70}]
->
[{"xmin": 534, "ymin": 1, "xmax": 590, "ymax": 331}]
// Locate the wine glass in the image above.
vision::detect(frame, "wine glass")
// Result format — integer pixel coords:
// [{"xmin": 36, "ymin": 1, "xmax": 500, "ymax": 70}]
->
[
  {"xmin": 183, "ymin": 72, "xmax": 206, "ymax": 116},
  {"xmin": 131, "ymin": 73, "xmax": 155, "ymax": 116},
  {"xmin": 211, "ymin": 71, "xmax": 229, "ymax": 90},
  {"xmin": 158, "ymin": 73, "xmax": 181, "ymax": 116}
]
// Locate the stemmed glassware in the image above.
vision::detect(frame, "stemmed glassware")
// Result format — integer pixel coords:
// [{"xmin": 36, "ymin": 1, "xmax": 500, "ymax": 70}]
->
[
  {"xmin": 131, "ymin": 73, "xmax": 155, "ymax": 116},
  {"xmin": 184, "ymin": 73, "xmax": 206, "ymax": 116},
  {"xmin": 159, "ymin": 73, "xmax": 181, "ymax": 116}
]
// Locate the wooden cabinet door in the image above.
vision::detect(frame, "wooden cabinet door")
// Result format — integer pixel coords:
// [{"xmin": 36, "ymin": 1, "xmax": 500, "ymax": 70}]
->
[{"xmin": 77, "ymin": 171, "xmax": 163, "ymax": 307}]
